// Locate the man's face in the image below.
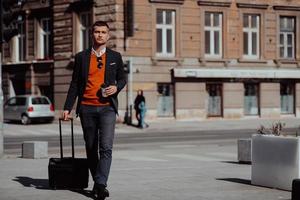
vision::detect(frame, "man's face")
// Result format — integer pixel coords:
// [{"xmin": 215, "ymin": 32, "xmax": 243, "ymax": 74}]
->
[{"xmin": 92, "ymin": 25, "xmax": 109, "ymax": 46}]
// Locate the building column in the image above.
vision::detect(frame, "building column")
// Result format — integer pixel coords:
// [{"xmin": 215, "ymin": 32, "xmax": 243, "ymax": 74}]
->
[
  {"xmin": 175, "ymin": 82, "xmax": 206, "ymax": 120},
  {"xmin": 223, "ymin": 83, "xmax": 244, "ymax": 119},
  {"xmin": 296, "ymin": 83, "xmax": 300, "ymax": 117},
  {"xmin": 260, "ymin": 83, "xmax": 280, "ymax": 118},
  {"xmin": 30, "ymin": 64, "xmax": 35, "ymax": 95}
]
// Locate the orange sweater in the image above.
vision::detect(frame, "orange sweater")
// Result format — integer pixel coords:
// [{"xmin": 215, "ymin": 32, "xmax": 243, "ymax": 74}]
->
[{"xmin": 81, "ymin": 53, "xmax": 110, "ymax": 106}]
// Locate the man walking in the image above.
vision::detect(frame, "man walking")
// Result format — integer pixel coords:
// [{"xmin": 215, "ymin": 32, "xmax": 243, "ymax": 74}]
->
[{"xmin": 62, "ymin": 21, "xmax": 126, "ymax": 200}]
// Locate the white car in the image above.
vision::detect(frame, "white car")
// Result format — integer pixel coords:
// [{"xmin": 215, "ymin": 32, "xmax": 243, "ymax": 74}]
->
[{"xmin": 4, "ymin": 95, "xmax": 55, "ymax": 125}]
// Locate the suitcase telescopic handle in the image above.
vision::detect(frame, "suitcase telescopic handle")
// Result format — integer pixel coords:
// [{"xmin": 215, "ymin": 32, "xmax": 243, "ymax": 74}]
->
[{"xmin": 58, "ymin": 117, "xmax": 74, "ymax": 159}]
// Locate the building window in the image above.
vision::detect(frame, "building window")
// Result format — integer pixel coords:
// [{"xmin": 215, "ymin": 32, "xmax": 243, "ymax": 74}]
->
[
  {"xmin": 279, "ymin": 17, "xmax": 295, "ymax": 59},
  {"xmin": 79, "ymin": 12, "xmax": 91, "ymax": 51},
  {"xmin": 156, "ymin": 9, "xmax": 175, "ymax": 57},
  {"xmin": 244, "ymin": 83, "xmax": 259, "ymax": 115},
  {"xmin": 39, "ymin": 18, "xmax": 51, "ymax": 59},
  {"xmin": 205, "ymin": 12, "xmax": 222, "ymax": 58},
  {"xmin": 16, "ymin": 20, "xmax": 26, "ymax": 62},
  {"xmin": 243, "ymin": 14, "xmax": 260, "ymax": 59},
  {"xmin": 280, "ymin": 83, "xmax": 294, "ymax": 114},
  {"xmin": 157, "ymin": 83, "xmax": 174, "ymax": 117}
]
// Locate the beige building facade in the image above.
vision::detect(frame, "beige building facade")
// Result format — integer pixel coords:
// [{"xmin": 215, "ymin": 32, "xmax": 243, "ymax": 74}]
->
[
  {"xmin": 2, "ymin": 0, "xmax": 300, "ymax": 121},
  {"xmin": 122, "ymin": 0, "xmax": 300, "ymax": 120}
]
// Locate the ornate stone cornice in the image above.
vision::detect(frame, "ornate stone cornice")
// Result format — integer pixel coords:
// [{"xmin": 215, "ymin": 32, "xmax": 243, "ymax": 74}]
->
[
  {"xmin": 197, "ymin": 1, "xmax": 231, "ymax": 7},
  {"xmin": 237, "ymin": 3, "xmax": 269, "ymax": 9},
  {"xmin": 149, "ymin": 0, "xmax": 184, "ymax": 4},
  {"xmin": 273, "ymin": 5, "xmax": 300, "ymax": 11}
]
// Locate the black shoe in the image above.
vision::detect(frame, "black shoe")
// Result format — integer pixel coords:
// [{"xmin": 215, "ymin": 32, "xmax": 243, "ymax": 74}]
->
[
  {"xmin": 97, "ymin": 188, "xmax": 109, "ymax": 200},
  {"xmin": 104, "ymin": 188, "xmax": 109, "ymax": 197},
  {"xmin": 93, "ymin": 183, "xmax": 109, "ymax": 200}
]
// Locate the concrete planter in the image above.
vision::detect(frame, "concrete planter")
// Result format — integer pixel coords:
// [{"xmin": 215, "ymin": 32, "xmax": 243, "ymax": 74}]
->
[{"xmin": 251, "ymin": 134, "xmax": 300, "ymax": 191}]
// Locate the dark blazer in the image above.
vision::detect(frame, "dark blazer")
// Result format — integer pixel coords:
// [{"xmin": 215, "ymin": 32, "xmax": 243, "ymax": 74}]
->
[{"xmin": 63, "ymin": 47, "xmax": 127, "ymax": 115}]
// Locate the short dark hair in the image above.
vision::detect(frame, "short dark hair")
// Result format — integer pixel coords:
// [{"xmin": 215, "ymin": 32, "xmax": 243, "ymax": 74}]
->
[{"xmin": 91, "ymin": 21, "xmax": 110, "ymax": 32}]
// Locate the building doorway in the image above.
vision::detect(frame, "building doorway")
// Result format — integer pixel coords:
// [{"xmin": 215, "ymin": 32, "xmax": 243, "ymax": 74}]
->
[
  {"xmin": 280, "ymin": 82, "xmax": 295, "ymax": 114},
  {"xmin": 157, "ymin": 83, "xmax": 174, "ymax": 117},
  {"xmin": 206, "ymin": 83, "xmax": 222, "ymax": 117},
  {"xmin": 244, "ymin": 83, "xmax": 259, "ymax": 115}
]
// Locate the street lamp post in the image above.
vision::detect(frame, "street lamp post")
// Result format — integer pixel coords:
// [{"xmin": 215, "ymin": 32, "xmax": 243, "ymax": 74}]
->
[
  {"xmin": 0, "ymin": 0, "xmax": 4, "ymax": 158},
  {"xmin": 0, "ymin": 51, "xmax": 3, "ymax": 158},
  {"xmin": 0, "ymin": 0, "xmax": 26, "ymax": 158},
  {"xmin": 123, "ymin": 59, "xmax": 133, "ymax": 125}
]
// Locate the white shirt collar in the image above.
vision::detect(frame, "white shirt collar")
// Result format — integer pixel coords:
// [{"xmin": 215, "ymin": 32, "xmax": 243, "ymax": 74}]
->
[{"xmin": 92, "ymin": 47, "xmax": 106, "ymax": 57}]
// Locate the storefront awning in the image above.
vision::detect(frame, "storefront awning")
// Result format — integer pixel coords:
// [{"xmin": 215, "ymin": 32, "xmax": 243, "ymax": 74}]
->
[{"xmin": 173, "ymin": 68, "xmax": 300, "ymax": 79}]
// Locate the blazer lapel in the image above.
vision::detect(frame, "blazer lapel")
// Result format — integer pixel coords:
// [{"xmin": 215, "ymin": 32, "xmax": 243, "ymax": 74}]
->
[
  {"xmin": 105, "ymin": 48, "xmax": 113, "ymax": 84},
  {"xmin": 82, "ymin": 48, "xmax": 91, "ymax": 83}
]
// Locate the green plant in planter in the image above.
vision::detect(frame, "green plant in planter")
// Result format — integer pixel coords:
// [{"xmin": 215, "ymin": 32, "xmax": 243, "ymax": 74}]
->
[{"xmin": 257, "ymin": 122, "xmax": 286, "ymax": 136}]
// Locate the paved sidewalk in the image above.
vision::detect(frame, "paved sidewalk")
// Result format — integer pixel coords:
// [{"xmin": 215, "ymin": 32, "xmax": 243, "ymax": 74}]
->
[
  {"xmin": 1, "ymin": 117, "xmax": 298, "ymax": 200},
  {"xmin": 0, "ymin": 135, "xmax": 292, "ymax": 200},
  {"xmin": 3, "ymin": 117, "xmax": 300, "ymax": 137},
  {"xmin": 115, "ymin": 117, "xmax": 300, "ymax": 134}
]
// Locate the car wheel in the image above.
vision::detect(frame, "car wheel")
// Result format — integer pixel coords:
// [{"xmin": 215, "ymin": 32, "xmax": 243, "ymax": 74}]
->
[{"xmin": 21, "ymin": 115, "xmax": 30, "ymax": 125}]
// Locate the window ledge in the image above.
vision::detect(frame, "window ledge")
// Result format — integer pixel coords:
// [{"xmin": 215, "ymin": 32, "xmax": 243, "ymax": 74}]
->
[
  {"xmin": 33, "ymin": 59, "xmax": 54, "ymax": 64},
  {"xmin": 3, "ymin": 61, "xmax": 32, "ymax": 65},
  {"xmin": 243, "ymin": 115, "xmax": 260, "ymax": 119},
  {"xmin": 199, "ymin": 58, "xmax": 229, "ymax": 63},
  {"xmin": 3, "ymin": 60, "xmax": 54, "ymax": 66},
  {"xmin": 238, "ymin": 58, "xmax": 268, "ymax": 64},
  {"xmin": 152, "ymin": 56, "xmax": 183, "ymax": 65},
  {"xmin": 275, "ymin": 59, "xmax": 300, "ymax": 64},
  {"xmin": 280, "ymin": 114, "xmax": 296, "ymax": 118},
  {"xmin": 274, "ymin": 59, "xmax": 300, "ymax": 67}
]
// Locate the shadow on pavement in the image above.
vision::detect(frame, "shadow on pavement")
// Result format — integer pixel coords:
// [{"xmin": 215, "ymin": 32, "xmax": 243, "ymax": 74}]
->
[
  {"xmin": 216, "ymin": 178, "xmax": 251, "ymax": 186},
  {"xmin": 221, "ymin": 161, "xmax": 251, "ymax": 165},
  {"xmin": 13, "ymin": 176, "xmax": 49, "ymax": 189},
  {"xmin": 5, "ymin": 120, "xmax": 53, "ymax": 125},
  {"xmin": 70, "ymin": 189, "xmax": 95, "ymax": 199},
  {"xmin": 13, "ymin": 176, "xmax": 95, "ymax": 199},
  {"xmin": 69, "ymin": 189, "xmax": 95, "ymax": 199},
  {"xmin": 123, "ymin": 121, "xmax": 149, "ymax": 129}
]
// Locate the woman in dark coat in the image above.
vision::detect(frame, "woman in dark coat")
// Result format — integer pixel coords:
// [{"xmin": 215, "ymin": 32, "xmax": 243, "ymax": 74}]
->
[{"xmin": 134, "ymin": 89, "xmax": 145, "ymax": 127}]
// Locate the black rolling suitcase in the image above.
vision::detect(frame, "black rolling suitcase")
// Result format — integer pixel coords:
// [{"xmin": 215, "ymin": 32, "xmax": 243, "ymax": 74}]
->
[{"xmin": 48, "ymin": 118, "xmax": 89, "ymax": 189}]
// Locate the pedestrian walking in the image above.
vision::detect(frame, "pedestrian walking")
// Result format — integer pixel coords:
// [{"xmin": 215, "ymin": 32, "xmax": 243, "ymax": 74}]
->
[
  {"xmin": 62, "ymin": 21, "xmax": 126, "ymax": 200},
  {"xmin": 134, "ymin": 89, "xmax": 145, "ymax": 127}
]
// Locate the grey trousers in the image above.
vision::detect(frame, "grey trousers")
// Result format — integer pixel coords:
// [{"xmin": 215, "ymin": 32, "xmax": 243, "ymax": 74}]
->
[{"xmin": 79, "ymin": 104, "xmax": 116, "ymax": 186}]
